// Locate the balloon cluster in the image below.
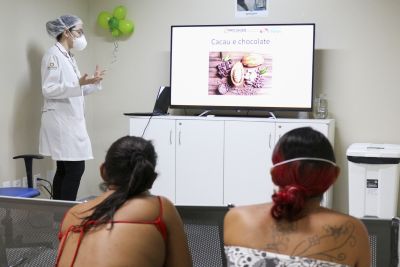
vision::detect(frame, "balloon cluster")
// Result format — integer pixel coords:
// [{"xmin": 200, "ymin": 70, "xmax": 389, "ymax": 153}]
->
[{"xmin": 97, "ymin": 6, "xmax": 134, "ymax": 37}]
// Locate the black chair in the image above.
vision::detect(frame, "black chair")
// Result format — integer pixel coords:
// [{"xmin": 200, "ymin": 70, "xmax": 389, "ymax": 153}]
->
[
  {"xmin": 361, "ymin": 217, "xmax": 399, "ymax": 267},
  {"xmin": 0, "ymin": 196, "xmax": 77, "ymax": 266},
  {"xmin": 0, "ymin": 155, "xmax": 43, "ymax": 198},
  {"xmin": 176, "ymin": 205, "xmax": 229, "ymax": 267},
  {"xmin": 13, "ymin": 155, "xmax": 44, "ymax": 188}
]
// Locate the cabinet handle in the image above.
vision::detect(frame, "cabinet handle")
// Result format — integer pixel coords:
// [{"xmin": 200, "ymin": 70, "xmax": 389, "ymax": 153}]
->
[
  {"xmin": 178, "ymin": 130, "xmax": 181, "ymax": 145},
  {"xmin": 169, "ymin": 130, "xmax": 172, "ymax": 145}
]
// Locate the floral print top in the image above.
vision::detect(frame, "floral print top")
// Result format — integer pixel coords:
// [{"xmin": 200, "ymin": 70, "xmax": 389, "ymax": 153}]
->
[{"xmin": 225, "ymin": 246, "xmax": 351, "ymax": 267}]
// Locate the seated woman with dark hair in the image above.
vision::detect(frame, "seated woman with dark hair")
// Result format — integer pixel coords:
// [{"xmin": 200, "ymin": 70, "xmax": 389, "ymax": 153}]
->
[
  {"xmin": 224, "ymin": 127, "xmax": 370, "ymax": 267},
  {"xmin": 56, "ymin": 136, "xmax": 192, "ymax": 267}
]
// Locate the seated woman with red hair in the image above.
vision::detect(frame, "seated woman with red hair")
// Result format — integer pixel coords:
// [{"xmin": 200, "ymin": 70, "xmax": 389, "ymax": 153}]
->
[{"xmin": 224, "ymin": 127, "xmax": 370, "ymax": 267}]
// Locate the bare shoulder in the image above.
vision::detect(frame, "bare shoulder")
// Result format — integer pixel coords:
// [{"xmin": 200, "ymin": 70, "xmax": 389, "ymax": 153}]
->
[
  {"xmin": 157, "ymin": 197, "xmax": 192, "ymax": 267},
  {"xmin": 302, "ymin": 208, "xmax": 371, "ymax": 266},
  {"xmin": 225, "ymin": 203, "xmax": 271, "ymax": 222},
  {"xmin": 224, "ymin": 203, "xmax": 271, "ymax": 244},
  {"xmin": 60, "ymin": 201, "xmax": 94, "ymax": 231},
  {"xmin": 157, "ymin": 195, "xmax": 182, "ymax": 224},
  {"xmin": 226, "ymin": 203, "xmax": 270, "ymax": 214},
  {"xmin": 158, "ymin": 195, "xmax": 177, "ymax": 215},
  {"xmin": 158, "ymin": 195, "xmax": 175, "ymax": 209},
  {"xmin": 318, "ymin": 208, "xmax": 369, "ymax": 235}
]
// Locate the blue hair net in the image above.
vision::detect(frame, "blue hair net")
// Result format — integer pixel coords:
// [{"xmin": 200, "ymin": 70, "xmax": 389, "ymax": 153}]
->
[{"xmin": 46, "ymin": 15, "xmax": 82, "ymax": 38}]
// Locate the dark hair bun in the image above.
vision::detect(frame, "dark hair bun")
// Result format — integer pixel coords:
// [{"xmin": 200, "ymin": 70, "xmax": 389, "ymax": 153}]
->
[{"xmin": 271, "ymin": 185, "xmax": 306, "ymax": 220}]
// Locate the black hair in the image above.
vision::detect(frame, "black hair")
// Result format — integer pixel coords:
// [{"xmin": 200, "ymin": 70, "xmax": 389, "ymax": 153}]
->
[
  {"xmin": 274, "ymin": 127, "xmax": 336, "ymax": 163},
  {"xmin": 56, "ymin": 26, "xmax": 76, "ymax": 42},
  {"xmin": 81, "ymin": 136, "xmax": 158, "ymax": 228}
]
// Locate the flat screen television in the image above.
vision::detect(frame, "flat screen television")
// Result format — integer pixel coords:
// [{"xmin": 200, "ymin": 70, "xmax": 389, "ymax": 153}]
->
[{"xmin": 170, "ymin": 24, "xmax": 315, "ymax": 111}]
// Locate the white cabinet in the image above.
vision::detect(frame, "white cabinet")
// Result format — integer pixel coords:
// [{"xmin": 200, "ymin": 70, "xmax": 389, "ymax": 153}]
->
[
  {"xmin": 129, "ymin": 116, "xmax": 334, "ymax": 207},
  {"xmin": 224, "ymin": 121, "xmax": 275, "ymax": 206},
  {"xmin": 175, "ymin": 120, "xmax": 224, "ymax": 205},
  {"xmin": 129, "ymin": 118, "xmax": 176, "ymax": 201}
]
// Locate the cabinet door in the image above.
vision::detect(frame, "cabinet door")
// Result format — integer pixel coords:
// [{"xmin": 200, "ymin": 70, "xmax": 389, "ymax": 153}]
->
[
  {"xmin": 175, "ymin": 120, "xmax": 224, "ymax": 206},
  {"xmin": 129, "ymin": 118, "xmax": 176, "ymax": 202},
  {"xmin": 224, "ymin": 121, "xmax": 276, "ymax": 206}
]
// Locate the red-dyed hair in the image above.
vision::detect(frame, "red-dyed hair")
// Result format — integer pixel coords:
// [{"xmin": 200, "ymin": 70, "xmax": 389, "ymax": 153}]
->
[{"xmin": 270, "ymin": 127, "xmax": 339, "ymax": 221}]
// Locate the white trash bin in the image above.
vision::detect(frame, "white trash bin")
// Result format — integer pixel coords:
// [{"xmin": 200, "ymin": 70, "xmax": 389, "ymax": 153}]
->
[{"xmin": 347, "ymin": 143, "xmax": 400, "ymax": 219}]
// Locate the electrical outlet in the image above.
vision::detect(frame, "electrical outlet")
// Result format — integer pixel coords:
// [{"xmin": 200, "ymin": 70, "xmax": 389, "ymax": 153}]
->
[
  {"xmin": 2, "ymin": 181, "xmax": 11, "ymax": 187},
  {"xmin": 13, "ymin": 179, "xmax": 22, "ymax": 187},
  {"xmin": 33, "ymin": 173, "xmax": 41, "ymax": 188}
]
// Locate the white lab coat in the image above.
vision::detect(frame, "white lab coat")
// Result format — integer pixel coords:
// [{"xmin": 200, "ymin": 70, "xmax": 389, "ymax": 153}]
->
[{"xmin": 39, "ymin": 43, "xmax": 102, "ymax": 161}]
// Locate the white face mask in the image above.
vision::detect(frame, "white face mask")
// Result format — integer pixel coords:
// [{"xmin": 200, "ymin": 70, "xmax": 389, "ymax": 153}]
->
[{"xmin": 72, "ymin": 35, "xmax": 87, "ymax": 51}]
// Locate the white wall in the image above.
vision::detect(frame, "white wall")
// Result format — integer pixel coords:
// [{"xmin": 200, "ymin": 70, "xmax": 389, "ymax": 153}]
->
[{"xmin": 1, "ymin": 0, "xmax": 400, "ymax": 213}]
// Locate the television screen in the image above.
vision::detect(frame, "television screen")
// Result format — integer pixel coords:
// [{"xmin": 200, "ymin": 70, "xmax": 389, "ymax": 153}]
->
[{"xmin": 170, "ymin": 24, "xmax": 315, "ymax": 111}]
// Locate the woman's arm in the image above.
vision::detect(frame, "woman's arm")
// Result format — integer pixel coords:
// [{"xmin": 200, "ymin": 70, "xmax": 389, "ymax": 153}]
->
[
  {"xmin": 81, "ymin": 83, "xmax": 102, "ymax": 95},
  {"xmin": 81, "ymin": 65, "xmax": 105, "ymax": 95},
  {"xmin": 162, "ymin": 197, "xmax": 192, "ymax": 267},
  {"xmin": 41, "ymin": 54, "xmax": 82, "ymax": 99},
  {"xmin": 224, "ymin": 207, "xmax": 244, "ymax": 245}
]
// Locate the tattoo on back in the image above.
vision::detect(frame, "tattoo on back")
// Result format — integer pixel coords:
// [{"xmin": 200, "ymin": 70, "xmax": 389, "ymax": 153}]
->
[{"xmin": 265, "ymin": 220, "xmax": 357, "ymax": 262}]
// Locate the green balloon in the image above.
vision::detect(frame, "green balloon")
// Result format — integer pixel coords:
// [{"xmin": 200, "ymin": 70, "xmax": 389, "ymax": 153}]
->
[
  {"xmin": 113, "ymin": 5, "xmax": 127, "ymax": 20},
  {"xmin": 118, "ymin": 19, "xmax": 134, "ymax": 35},
  {"xmin": 108, "ymin": 17, "xmax": 119, "ymax": 30},
  {"xmin": 97, "ymin": 11, "xmax": 112, "ymax": 30},
  {"xmin": 111, "ymin": 28, "xmax": 121, "ymax": 37}
]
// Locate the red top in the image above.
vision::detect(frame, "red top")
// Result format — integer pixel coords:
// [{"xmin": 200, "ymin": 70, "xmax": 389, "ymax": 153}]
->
[{"xmin": 55, "ymin": 196, "xmax": 167, "ymax": 267}]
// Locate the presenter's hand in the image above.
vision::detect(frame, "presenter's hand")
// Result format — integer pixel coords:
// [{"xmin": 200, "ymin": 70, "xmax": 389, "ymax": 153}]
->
[{"xmin": 79, "ymin": 65, "xmax": 106, "ymax": 86}]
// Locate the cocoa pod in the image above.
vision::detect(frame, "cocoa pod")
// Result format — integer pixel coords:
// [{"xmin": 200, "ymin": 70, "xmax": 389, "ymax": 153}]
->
[
  {"xmin": 241, "ymin": 53, "xmax": 264, "ymax": 67},
  {"xmin": 230, "ymin": 62, "xmax": 244, "ymax": 87}
]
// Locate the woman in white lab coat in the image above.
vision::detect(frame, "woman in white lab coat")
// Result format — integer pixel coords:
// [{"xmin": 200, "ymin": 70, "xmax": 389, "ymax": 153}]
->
[{"xmin": 39, "ymin": 15, "xmax": 105, "ymax": 200}]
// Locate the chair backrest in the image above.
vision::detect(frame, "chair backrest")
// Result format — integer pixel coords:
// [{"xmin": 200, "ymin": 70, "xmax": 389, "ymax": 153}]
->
[
  {"xmin": 176, "ymin": 205, "xmax": 229, "ymax": 267},
  {"xmin": 0, "ymin": 196, "xmax": 77, "ymax": 267},
  {"xmin": 361, "ymin": 217, "xmax": 399, "ymax": 267}
]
